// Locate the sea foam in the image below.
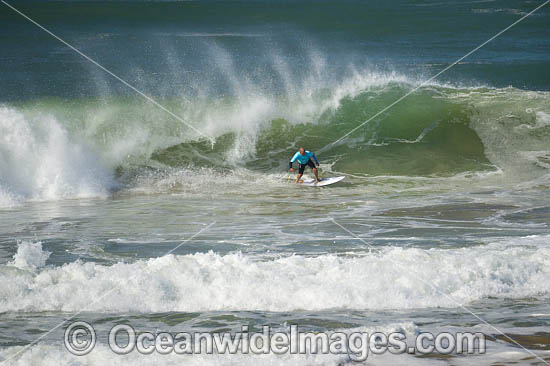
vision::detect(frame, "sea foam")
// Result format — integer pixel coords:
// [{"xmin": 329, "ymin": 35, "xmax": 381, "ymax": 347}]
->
[
  {"xmin": 0, "ymin": 106, "xmax": 114, "ymax": 207},
  {"xmin": 9, "ymin": 241, "xmax": 51, "ymax": 272},
  {"xmin": 0, "ymin": 236, "xmax": 548, "ymax": 313}
]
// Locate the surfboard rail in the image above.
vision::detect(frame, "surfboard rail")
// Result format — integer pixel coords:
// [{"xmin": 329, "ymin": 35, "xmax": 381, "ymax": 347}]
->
[{"xmin": 300, "ymin": 176, "xmax": 345, "ymax": 187}]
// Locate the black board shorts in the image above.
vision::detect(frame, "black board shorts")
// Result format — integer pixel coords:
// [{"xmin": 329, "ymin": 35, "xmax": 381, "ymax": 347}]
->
[{"xmin": 298, "ymin": 160, "xmax": 316, "ymax": 174}]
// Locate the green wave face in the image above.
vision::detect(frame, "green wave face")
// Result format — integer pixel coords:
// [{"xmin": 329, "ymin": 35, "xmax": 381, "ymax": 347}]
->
[
  {"xmin": 150, "ymin": 84, "xmax": 549, "ymax": 178},
  {"xmin": 252, "ymin": 85, "xmax": 492, "ymax": 176}
]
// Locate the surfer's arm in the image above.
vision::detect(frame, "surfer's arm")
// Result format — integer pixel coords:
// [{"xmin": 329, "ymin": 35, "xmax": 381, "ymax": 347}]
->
[
  {"xmin": 311, "ymin": 153, "xmax": 319, "ymax": 166},
  {"xmin": 289, "ymin": 152, "xmax": 300, "ymax": 169}
]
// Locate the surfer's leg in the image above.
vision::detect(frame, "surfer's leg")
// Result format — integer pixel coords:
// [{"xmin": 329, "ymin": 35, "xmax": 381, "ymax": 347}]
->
[
  {"xmin": 307, "ymin": 161, "xmax": 320, "ymax": 182},
  {"xmin": 296, "ymin": 164, "xmax": 306, "ymax": 183},
  {"xmin": 313, "ymin": 167, "xmax": 320, "ymax": 182}
]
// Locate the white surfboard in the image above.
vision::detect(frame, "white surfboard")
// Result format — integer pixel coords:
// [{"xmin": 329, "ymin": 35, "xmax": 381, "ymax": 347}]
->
[{"xmin": 300, "ymin": 176, "xmax": 345, "ymax": 187}]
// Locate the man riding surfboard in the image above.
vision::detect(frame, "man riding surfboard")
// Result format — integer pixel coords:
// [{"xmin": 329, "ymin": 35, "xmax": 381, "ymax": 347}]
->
[{"xmin": 289, "ymin": 147, "xmax": 321, "ymax": 183}]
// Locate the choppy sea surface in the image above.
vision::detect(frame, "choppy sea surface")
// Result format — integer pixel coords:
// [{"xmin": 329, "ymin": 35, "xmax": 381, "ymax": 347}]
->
[{"xmin": 1, "ymin": 0, "xmax": 549, "ymax": 364}]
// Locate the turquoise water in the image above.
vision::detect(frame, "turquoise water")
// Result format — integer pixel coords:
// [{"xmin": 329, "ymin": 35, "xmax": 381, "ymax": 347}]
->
[{"xmin": 1, "ymin": 1, "xmax": 550, "ymax": 365}]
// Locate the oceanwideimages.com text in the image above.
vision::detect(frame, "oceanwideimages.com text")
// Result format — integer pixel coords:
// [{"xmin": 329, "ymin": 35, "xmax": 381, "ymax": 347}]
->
[{"xmin": 65, "ymin": 321, "xmax": 486, "ymax": 361}]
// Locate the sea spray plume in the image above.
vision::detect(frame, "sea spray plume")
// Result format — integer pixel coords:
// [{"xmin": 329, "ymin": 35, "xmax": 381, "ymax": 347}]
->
[
  {"xmin": 1, "ymin": 0, "xmax": 215, "ymax": 145},
  {"xmin": 203, "ymin": 41, "xmax": 270, "ymax": 164},
  {"xmin": 187, "ymin": 42, "xmax": 410, "ymax": 165}
]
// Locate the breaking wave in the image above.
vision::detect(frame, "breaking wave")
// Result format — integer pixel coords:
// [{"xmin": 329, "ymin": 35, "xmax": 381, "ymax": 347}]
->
[{"xmin": 1, "ymin": 65, "xmax": 549, "ymax": 207}]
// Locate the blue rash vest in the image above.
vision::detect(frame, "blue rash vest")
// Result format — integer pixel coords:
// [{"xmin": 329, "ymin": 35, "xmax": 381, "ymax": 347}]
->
[{"xmin": 289, "ymin": 150, "xmax": 319, "ymax": 168}]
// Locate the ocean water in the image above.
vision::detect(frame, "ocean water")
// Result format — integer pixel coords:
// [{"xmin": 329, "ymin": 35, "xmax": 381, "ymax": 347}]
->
[{"xmin": 1, "ymin": 0, "xmax": 550, "ymax": 364}]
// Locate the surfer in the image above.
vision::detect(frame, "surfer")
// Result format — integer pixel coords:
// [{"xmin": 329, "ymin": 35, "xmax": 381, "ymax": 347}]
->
[{"xmin": 289, "ymin": 147, "xmax": 321, "ymax": 183}]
